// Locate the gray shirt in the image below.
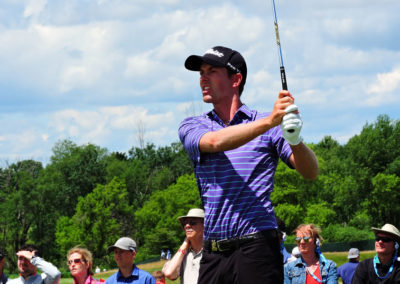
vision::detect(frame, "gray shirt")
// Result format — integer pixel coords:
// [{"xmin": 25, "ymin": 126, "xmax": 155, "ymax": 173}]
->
[{"xmin": 8, "ymin": 257, "xmax": 61, "ymax": 284}]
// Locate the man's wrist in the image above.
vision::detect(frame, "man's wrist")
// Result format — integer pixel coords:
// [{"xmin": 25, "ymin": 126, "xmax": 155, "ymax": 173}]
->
[{"xmin": 178, "ymin": 249, "xmax": 186, "ymax": 255}]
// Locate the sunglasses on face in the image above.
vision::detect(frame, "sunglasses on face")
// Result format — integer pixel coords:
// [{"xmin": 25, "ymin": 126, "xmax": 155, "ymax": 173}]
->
[
  {"xmin": 181, "ymin": 219, "xmax": 202, "ymax": 226},
  {"xmin": 68, "ymin": 258, "xmax": 84, "ymax": 265},
  {"xmin": 295, "ymin": 236, "xmax": 312, "ymax": 243},
  {"xmin": 375, "ymin": 236, "xmax": 394, "ymax": 243}
]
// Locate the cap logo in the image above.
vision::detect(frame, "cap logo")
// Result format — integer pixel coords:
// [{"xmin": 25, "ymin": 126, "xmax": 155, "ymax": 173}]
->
[{"xmin": 205, "ymin": 48, "xmax": 224, "ymax": 58}]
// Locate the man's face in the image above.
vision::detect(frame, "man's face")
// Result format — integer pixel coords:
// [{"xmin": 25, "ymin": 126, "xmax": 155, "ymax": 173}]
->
[
  {"xmin": 17, "ymin": 253, "xmax": 36, "ymax": 277},
  {"xmin": 181, "ymin": 218, "xmax": 204, "ymax": 241},
  {"xmin": 114, "ymin": 248, "xmax": 136, "ymax": 269},
  {"xmin": 375, "ymin": 233, "xmax": 396, "ymax": 257},
  {"xmin": 199, "ymin": 63, "xmax": 234, "ymax": 105}
]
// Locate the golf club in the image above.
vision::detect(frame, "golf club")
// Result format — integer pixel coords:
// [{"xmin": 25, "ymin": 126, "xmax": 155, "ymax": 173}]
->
[
  {"xmin": 271, "ymin": 0, "xmax": 296, "ymax": 133},
  {"xmin": 271, "ymin": 0, "xmax": 287, "ymax": 91}
]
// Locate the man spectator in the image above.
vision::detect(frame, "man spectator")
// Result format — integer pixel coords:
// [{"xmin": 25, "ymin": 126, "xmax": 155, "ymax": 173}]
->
[
  {"xmin": 179, "ymin": 46, "xmax": 318, "ymax": 283},
  {"xmin": 106, "ymin": 237, "xmax": 155, "ymax": 284},
  {"xmin": 0, "ymin": 250, "xmax": 8, "ymax": 284},
  {"xmin": 8, "ymin": 244, "xmax": 61, "ymax": 284},
  {"xmin": 337, "ymin": 248, "xmax": 360, "ymax": 284},
  {"xmin": 163, "ymin": 208, "xmax": 204, "ymax": 283},
  {"xmin": 352, "ymin": 224, "xmax": 400, "ymax": 283},
  {"xmin": 291, "ymin": 246, "xmax": 301, "ymax": 260},
  {"xmin": 276, "ymin": 217, "xmax": 296, "ymax": 264}
]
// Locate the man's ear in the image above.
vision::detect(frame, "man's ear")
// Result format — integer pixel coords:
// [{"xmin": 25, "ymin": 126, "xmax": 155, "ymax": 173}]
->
[{"xmin": 232, "ymin": 73, "xmax": 243, "ymax": 88}]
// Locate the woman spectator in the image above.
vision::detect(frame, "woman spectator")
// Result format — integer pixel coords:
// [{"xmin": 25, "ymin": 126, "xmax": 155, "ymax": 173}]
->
[
  {"xmin": 284, "ymin": 224, "xmax": 337, "ymax": 284},
  {"xmin": 67, "ymin": 247, "xmax": 103, "ymax": 284}
]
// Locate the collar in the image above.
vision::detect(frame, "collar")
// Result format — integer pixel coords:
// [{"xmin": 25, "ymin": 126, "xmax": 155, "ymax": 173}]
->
[
  {"xmin": 73, "ymin": 275, "xmax": 94, "ymax": 284},
  {"xmin": 189, "ymin": 247, "xmax": 203, "ymax": 258},
  {"xmin": 116, "ymin": 264, "xmax": 138, "ymax": 280},
  {"xmin": 20, "ymin": 272, "xmax": 38, "ymax": 282},
  {"xmin": 207, "ymin": 104, "xmax": 253, "ymax": 126}
]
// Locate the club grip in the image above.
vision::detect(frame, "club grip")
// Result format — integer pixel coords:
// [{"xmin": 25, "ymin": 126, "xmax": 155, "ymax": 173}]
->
[{"xmin": 280, "ymin": 66, "xmax": 287, "ymax": 90}]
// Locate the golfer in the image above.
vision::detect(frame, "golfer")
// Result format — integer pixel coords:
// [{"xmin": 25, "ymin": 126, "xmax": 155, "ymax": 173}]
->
[{"xmin": 178, "ymin": 46, "xmax": 318, "ymax": 283}]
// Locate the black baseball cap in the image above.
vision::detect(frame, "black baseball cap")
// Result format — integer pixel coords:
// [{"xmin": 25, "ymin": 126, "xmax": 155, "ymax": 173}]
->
[{"xmin": 184, "ymin": 46, "xmax": 247, "ymax": 86}]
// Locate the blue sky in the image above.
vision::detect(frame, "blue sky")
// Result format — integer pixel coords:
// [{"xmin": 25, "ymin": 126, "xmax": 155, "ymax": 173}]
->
[{"xmin": 1, "ymin": 0, "xmax": 399, "ymax": 165}]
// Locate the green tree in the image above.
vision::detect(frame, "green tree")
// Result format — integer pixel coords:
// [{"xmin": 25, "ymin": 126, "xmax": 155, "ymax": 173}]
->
[
  {"xmin": 134, "ymin": 174, "xmax": 201, "ymax": 262},
  {"xmin": 56, "ymin": 178, "xmax": 134, "ymax": 264}
]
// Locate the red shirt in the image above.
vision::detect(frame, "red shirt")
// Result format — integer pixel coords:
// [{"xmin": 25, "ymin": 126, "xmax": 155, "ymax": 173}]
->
[{"xmin": 306, "ymin": 264, "xmax": 321, "ymax": 284}]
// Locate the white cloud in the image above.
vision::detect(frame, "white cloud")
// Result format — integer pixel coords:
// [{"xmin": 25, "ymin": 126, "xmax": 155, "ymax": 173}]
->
[
  {"xmin": 1, "ymin": 0, "xmax": 400, "ymax": 163},
  {"xmin": 365, "ymin": 68, "xmax": 400, "ymax": 106},
  {"xmin": 23, "ymin": 0, "xmax": 47, "ymax": 18}
]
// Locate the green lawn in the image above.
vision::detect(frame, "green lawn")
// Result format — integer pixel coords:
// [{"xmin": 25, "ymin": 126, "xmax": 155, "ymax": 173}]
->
[{"xmin": 59, "ymin": 251, "xmax": 376, "ymax": 284}]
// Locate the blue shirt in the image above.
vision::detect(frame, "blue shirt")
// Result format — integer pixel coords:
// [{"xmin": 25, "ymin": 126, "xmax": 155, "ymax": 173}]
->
[
  {"xmin": 105, "ymin": 265, "xmax": 155, "ymax": 284},
  {"xmin": 179, "ymin": 104, "xmax": 293, "ymax": 240},
  {"xmin": 284, "ymin": 256, "xmax": 338, "ymax": 284},
  {"xmin": 337, "ymin": 261, "xmax": 358, "ymax": 284}
]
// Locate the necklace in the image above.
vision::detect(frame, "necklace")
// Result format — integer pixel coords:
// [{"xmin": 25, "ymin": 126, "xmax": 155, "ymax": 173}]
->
[
  {"xmin": 373, "ymin": 251, "xmax": 398, "ymax": 280},
  {"xmin": 306, "ymin": 261, "xmax": 321, "ymax": 283}
]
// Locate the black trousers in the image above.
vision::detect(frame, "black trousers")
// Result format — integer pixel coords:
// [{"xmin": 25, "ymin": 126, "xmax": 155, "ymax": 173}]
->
[{"xmin": 198, "ymin": 234, "xmax": 283, "ymax": 284}]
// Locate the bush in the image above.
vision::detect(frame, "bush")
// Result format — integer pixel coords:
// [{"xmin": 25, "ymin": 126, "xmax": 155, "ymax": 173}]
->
[{"xmin": 322, "ymin": 224, "xmax": 373, "ymax": 242}]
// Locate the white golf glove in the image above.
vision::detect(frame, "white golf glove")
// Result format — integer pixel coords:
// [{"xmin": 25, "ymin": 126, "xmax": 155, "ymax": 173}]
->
[{"xmin": 281, "ymin": 104, "xmax": 303, "ymax": 145}]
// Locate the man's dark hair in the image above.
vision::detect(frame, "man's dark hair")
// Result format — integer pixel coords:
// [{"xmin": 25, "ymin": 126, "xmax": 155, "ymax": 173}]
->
[
  {"xmin": 227, "ymin": 68, "xmax": 245, "ymax": 96},
  {"xmin": 18, "ymin": 244, "xmax": 40, "ymax": 256}
]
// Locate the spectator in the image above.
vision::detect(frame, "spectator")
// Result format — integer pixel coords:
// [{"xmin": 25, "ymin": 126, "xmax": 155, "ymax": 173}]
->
[
  {"xmin": 163, "ymin": 208, "xmax": 204, "ymax": 283},
  {"xmin": 291, "ymin": 246, "xmax": 301, "ymax": 260},
  {"xmin": 8, "ymin": 244, "xmax": 61, "ymax": 284},
  {"xmin": 352, "ymin": 223, "xmax": 400, "ymax": 283},
  {"xmin": 160, "ymin": 250, "xmax": 166, "ymax": 260},
  {"xmin": 67, "ymin": 247, "xmax": 103, "ymax": 284},
  {"xmin": 277, "ymin": 217, "xmax": 296, "ymax": 264},
  {"xmin": 152, "ymin": 271, "xmax": 165, "ymax": 284},
  {"xmin": 336, "ymin": 248, "xmax": 360, "ymax": 284},
  {"xmin": 105, "ymin": 237, "xmax": 155, "ymax": 284},
  {"xmin": 179, "ymin": 45, "xmax": 318, "ymax": 284},
  {"xmin": 0, "ymin": 250, "xmax": 8, "ymax": 284},
  {"xmin": 284, "ymin": 224, "xmax": 337, "ymax": 283}
]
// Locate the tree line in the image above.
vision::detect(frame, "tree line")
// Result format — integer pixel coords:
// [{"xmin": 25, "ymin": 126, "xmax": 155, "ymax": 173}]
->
[{"xmin": 0, "ymin": 114, "xmax": 399, "ymax": 274}]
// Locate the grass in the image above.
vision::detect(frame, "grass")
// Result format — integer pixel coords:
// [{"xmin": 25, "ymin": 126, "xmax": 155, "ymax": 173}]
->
[{"xmin": 58, "ymin": 251, "xmax": 376, "ymax": 284}]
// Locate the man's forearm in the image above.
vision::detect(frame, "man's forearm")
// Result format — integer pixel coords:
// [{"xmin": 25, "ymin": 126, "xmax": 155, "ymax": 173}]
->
[
  {"xmin": 289, "ymin": 143, "xmax": 318, "ymax": 180},
  {"xmin": 199, "ymin": 117, "xmax": 275, "ymax": 153},
  {"xmin": 31, "ymin": 257, "xmax": 61, "ymax": 284},
  {"xmin": 162, "ymin": 243, "xmax": 188, "ymax": 280}
]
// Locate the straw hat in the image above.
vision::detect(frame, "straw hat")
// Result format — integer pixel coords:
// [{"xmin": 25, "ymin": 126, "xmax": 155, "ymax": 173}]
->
[
  {"xmin": 177, "ymin": 208, "xmax": 204, "ymax": 226},
  {"xmin": 372, "ymin": 224, "xmax": 400, "ymax": 243}
]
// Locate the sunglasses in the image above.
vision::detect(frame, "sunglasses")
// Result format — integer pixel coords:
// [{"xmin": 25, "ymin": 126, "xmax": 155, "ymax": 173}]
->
[
  {"xmin": 181, "ymin": 219, "xmax": 202, "ymax": 226},
  {"xmin": 375, "ymin": 236, "xmax": 394, "ymax": 243},
  {"xmin": 68, "ymin": 258, "xmax": 85, "ymax": 265},
  {"xmin": 295, "ymin": 236, "xmax": 312, "ymax": 243}
]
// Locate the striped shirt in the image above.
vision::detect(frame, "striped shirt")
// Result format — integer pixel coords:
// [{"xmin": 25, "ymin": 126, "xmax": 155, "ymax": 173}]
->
[{"xmin": 179, "ymin": 104, "xmax": 293, "ymax": 240}]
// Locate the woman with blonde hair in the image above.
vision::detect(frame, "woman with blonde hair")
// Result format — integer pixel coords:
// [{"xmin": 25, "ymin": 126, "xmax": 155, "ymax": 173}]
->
[
  {"xmin": 284, "ymin": 224, "xmax": 337, "ymax": 283},
  {"xmin": 67, "ymin": 247, "xmax": 103, "ymax": 284}
]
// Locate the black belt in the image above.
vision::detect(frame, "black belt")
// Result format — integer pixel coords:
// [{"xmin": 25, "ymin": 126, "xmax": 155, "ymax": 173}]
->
[{"xmin": 203, "ymin": 230, "xmax": 278, "ymax": 253}]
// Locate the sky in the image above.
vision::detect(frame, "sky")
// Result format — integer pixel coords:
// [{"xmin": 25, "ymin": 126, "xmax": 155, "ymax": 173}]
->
[{"xmin": 1, "ymin": 0, "xmax": 399, "ymax": 166}]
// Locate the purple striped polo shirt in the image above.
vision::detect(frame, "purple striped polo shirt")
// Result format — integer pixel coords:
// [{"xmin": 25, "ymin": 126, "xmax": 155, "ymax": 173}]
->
[{"xmin": 179, "ymin": 104, "xmax": 293, "ymax": 241}]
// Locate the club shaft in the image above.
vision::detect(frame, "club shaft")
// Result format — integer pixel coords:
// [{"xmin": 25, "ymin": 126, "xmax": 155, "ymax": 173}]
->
[{"xmin": 272, "ymin": 0, "xmax": 288, "ymax": 90}]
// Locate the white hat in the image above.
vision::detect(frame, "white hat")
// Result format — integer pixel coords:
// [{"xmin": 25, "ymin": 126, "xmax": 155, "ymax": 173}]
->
[
  {"xmin": 372, "ymin": 224, "xmax": 400, "ymax": 243},
  {"xmin": 291, "ymin": 246, "xmax": 301, "ymax": 257},
  {"xmin": 348, "ymin": 248, "xmax": 360, "ymax": 259},
  {"xmin": 177, "ymin": 208, "xmax": 204, "ymax": 226}
]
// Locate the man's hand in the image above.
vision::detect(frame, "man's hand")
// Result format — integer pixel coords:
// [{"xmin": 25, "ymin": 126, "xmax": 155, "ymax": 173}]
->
[
  {"xmin": 269, "ymin": 90, "xmax": 295, "ymax": 127},
  {"xmin": 281, "ymin": 104, "xmax": 303, "ymax": 145},
  {"xmin": 16, "ymin": 250, "xmax": 35, "ymax": 261}
]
